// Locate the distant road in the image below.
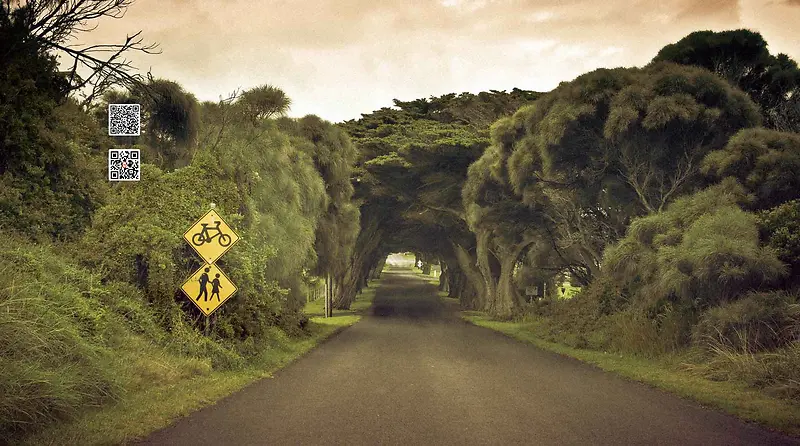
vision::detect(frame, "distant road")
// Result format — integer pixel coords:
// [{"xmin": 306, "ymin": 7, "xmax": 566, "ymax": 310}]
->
[
  {"xmin": 138, "ymin": 271, "xmax": 799, "ymax": 445},
  {"xmin": 385, "ymin": 253, "xmax": 415, "ymax": 269}
]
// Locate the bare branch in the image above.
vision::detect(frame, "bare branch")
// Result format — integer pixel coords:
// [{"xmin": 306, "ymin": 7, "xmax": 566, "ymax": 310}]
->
[{"xmin": 6, "ymin": 0, "xmax": 160, "ymax": 108}]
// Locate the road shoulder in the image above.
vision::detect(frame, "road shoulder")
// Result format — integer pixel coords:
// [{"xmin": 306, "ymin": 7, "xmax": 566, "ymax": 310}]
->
[{"xmin": 460, "ymin": 310, "xmax": 800, "ymax": 439}]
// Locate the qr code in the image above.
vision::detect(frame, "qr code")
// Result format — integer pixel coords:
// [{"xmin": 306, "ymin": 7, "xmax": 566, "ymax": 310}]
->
[
  {"xmin": 108, "ymin": 149, "xmax": 141, "ymax": 181},
  {"xmin": 108, "ymin": 103, "xmax": 141, "ymax": 136}
]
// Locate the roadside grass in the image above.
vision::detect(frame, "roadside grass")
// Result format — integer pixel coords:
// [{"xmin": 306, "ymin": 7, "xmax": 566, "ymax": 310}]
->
[
  {"xmin": 20, "ymin": 320, "xmax": 355, "ymax": 446},
  {"xmin": 554, "ymin": 282, "xmax": 582, "ymax": 299},
  {"xmin": 411, "ymin": 267, "xmax": 440, "ymax": 284},
  {"xmin": 462, "ymin": 312, "xmax": 800, "ymax": 438},
  {"xmin": 6, "ymin": 236, "xmax": 380, "ymax": 445},
  {"xmin": 22, "ymin": 284, "xmax": 380, "ymax": 446},
  {"xmin": 302, "ymin": 280, "xmax": 379, "ymax": 320}
]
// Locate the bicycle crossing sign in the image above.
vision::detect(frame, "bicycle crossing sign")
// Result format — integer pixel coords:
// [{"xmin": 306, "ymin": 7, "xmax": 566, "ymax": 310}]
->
[
  {"xmin": 183, "ymin": 209, "xmax": 240, "ymax": 264},
  {"xmin": 180, "ymin": 263, "xmax": 238, "ymax": 316}
]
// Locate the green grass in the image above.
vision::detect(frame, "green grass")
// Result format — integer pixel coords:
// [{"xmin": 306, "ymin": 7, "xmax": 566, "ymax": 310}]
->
[
  {"xmin": 21, "ymin": 283, "xmax": 380, "ymax": 446},
  {"xmin": 554, "ymin": 282, "xmax": 582, "ymax": 299},
  {"xmin": 20, "ymin": 319, "xmax": 357, "ymax": 446},
  {"xmin": 3, "ymin": 235, "xmax": 381, "ymax": 446},
  {"xmin": 415, "ymin": 270, "xmax": 441, "ymax": 286},
  {"xmin": 462, "ymin": 312, "xmax": 800, "ymax": 437},
  {"xmin": 303, "ymin": 281, "xmax": 379, "ymax": 319}
]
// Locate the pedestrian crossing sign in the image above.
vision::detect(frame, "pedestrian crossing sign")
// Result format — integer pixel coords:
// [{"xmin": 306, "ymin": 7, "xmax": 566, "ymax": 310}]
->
[{"xmin": 180, "ymin": 263, "xmax": 238, "ymax": 316}]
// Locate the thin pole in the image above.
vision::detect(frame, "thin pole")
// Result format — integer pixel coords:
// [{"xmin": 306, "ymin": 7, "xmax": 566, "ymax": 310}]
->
[{"xmin": 327, "ymin": 273, "xmax": 333, "ymax": 317}]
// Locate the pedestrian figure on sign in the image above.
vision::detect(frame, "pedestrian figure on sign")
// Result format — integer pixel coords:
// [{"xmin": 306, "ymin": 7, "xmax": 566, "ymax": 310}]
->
[
  {"xmin": 211, "ymin": 273, "xmax": 222, "ymax": 301},
  {"xmin": 196, "ymin": 267, "xmax": 210, "ymax": 301}
]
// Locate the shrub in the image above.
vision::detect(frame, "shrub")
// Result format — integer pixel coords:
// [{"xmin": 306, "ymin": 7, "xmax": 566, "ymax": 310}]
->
[
  {"xmin": 603, "ymin": 179, "xmax": 786, "ymax": 313},
  {"xmin": 693, "ymin": 290, "xmax": 800, "ymax": 352},
  {"xmin": 758, "ymin": 200, "xmax": 800, "ymax": 288}
]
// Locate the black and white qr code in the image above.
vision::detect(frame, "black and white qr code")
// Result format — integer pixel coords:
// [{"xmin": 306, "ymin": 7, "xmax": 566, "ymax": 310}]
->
[
  {"xmin": 108, "ymin": 103, "xmax": 141, "ymax": 136},
  {"xmin": 108, "ymin": 149, "xmax": 141, "ymax": 181}
]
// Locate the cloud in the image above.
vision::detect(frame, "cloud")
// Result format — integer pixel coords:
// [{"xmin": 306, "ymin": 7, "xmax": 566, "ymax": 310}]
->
[
  {"xmin": 674, "ymin": 0, "xmax": 741, "ymax": 23},
  {"xmin": 63, "ymin": 0, "xmax": 798, "ymax": 122}
]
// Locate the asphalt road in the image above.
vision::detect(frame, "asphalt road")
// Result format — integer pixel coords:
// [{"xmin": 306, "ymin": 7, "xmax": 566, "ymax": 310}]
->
[{"xmin": 138, "ymin": 270, "xmax": 800, "ymax": 445}]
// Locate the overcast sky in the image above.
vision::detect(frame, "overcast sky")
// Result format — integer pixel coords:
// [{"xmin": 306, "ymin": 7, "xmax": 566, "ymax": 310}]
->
[{"xmin": 73, "ymin": 0, "xmax": 800, "ymax": 123}]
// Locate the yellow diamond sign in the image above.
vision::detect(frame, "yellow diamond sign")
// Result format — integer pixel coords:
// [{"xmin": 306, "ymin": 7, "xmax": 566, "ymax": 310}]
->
[
  {"xmin": 181, "ymin": 263, "xmax": 238, "ymax": 316},
  {"xmin": 184, "ymin": 210, "xmax": 240, "ymax": 264}
]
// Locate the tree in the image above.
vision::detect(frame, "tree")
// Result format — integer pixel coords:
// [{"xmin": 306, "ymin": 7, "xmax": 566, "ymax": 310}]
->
[
  {"xmin": 1, "ymin": 7, "xmax": 111, "ymax": 240},
  {"xmin": 758, "ymin": 199, "xmax": 800, "ymax": 289},
  {"xmin": 340, "ymin": 90, "xmax": 542, "ymax": 311},
  {"xmin": 96, "ymin": 78, "xmax": 201, "ymax": 169},
  {"xmin": 771, "ymin": 93, "xmax": 799, "ymax": 133},
  {"xmin": 278, "ymin": 115, "xmax": 361, "ymax": 309},
  {"xmin": 702, "ymin": 128, "xmax": 800, "ymax": 211},
  {"xmin": 2, "ymin": 0, "xmax": 159, "ymax": 108},
  {"xmin": 464, "ymin": 141, "xmax": 548, "ymax": 317},
  {"xmin": 464, "ymin": 63, "xmax": 761, "ymax": 317},
  {"xmin": 236, "ymin": 84, "xmax": 291, "ymax": 124},
  {"xmin": 82, "ymin": 93, "xmax": 330, "ymax": 334},
  {"xmin": 653, "ymin": 29, "xmax": 800, "ymax": 129}
]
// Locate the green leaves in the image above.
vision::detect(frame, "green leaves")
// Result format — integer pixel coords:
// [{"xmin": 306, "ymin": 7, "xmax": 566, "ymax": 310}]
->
[
  {"xmin": 702, "ymin": 128, "xmax": 800, "ymax": 210},
  {"xmin": 236, "ymin": 84, "xmax": 291, "ymax": 123},
  {"xmin": 603, "ymin": 180, "xmax": 786, "ymax": 311},
  {"xmin": 653, "ymin": 29, "xmax": 800, "ymax": 129},
  {"xmin": 642, "ymin": 94, "xmax": 701, "ymax": 129}
]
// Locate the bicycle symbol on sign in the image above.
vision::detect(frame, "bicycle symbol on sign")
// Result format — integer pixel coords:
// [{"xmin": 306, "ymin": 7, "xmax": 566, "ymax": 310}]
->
[{"xmin": 191, "ymin": 221, "xmax": 232, "ymax": 247}]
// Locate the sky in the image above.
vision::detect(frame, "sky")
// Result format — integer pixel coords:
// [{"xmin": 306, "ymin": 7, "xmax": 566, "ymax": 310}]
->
[{"xmin": 71, "ymin": 0, "xmax": 800, "ymax": 123}]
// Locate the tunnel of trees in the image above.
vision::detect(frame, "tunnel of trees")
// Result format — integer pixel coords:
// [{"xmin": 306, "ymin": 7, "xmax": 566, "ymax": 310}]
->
[
  {"xmin": 2, "ymin": 1, "xmax": 800, "ymax": 440},
  {"xmin": 341, "ymin": 33, "xmax": 800, "ymax": 320}
]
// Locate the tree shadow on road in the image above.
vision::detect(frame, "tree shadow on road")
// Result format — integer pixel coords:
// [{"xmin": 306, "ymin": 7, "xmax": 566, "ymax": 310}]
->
[{"xmin": 369, "ymin": 271, "xmax": 450, "ymax": 322}]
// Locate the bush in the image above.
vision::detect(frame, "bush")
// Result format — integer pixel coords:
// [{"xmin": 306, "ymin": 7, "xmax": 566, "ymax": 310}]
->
[
  {"xmin": 693, "ymin": 290, "xmax": 800, "ymax": 352},
  {"xmin": 758, "ymin": 200, "xmax": 800, "ymax": 288},
  {"xmin": 78, "ymin": 117, "xmax": 330, "ymax": 340},
  {"xmin": 702, "ymin": 128, "xmax": 800, "ymax": 211},
  {"xmin": 603, "ymin": 179, "xmax": 787, "ymax": 312}
]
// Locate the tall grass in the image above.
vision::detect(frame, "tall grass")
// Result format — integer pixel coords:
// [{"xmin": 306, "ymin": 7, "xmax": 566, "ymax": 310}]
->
[
  {"xmin": 0, "ymin": 236, "xmax": 263, "ymax": 443},
  {"xmin": 0, "ymin": 243, "xmax": 124, "ymax": 441},
  {"xmin": 677, "ymin": 291, "xmax": 800, "ymax": 399}
]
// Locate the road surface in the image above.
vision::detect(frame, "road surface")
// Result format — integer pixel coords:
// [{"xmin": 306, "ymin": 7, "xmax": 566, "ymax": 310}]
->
[{"xmin": 138, "ymin": 270, "xmax": 799, "ymax": 445}]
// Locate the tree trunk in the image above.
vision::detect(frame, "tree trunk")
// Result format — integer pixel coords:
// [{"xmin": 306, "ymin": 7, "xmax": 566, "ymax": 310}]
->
[
  {"xmin": 372, "ymin": 257, "xmax": 386, "ymax": 279},
  {"xmin": 439, "ymin": 263, "xmax": 450, "ymax": 292},
  {"xmin": 487, "ymin": 239, "xmax": 535, "ymax": 318},
  {"xmin": 452, "ymin": 241, "xmax": 485, "ymax": 310},
  {"xmin": 475, "ymin": 230, "xmax": 499, "ymax": 312},
  {"xmin": 334, "ymin": 217, "xmax": 383, "ymax": 310},
  {"xmin": 494, "ymin": 255, "xmax": 522, "ymax": 319},
  {"xmin": 421, "ymin": 262, "xmax": 432, "ymax": 275}
]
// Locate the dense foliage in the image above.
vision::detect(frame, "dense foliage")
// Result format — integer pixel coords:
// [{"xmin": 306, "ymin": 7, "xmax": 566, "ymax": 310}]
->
[{"xmin": 3, "ymin": 0, "xmax": 800, "ymax": 438}]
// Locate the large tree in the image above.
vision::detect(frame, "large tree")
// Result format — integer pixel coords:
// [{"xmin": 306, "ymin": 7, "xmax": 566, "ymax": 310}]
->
[
  {"xmin": 702, "ymin": 128, "xmax": 800, "ymax": 211},
  {"xmin": 2, "ymin": 0, "xmax": 159, "ymax": 108},
  {"xmin": 96, "ymin": 78, "xmax": 201, "ymax": 169},
  {"xmin": 466, "ymin": 63, "xmax": 761, "ymax": 317},
  {"xmin": 278, "ymin": 114, "xmax": 361, "ymax": 309},
  {"xmin": 1, "ymin": 3, "xmax": 114, "ymax": 240},
  {"xmin": 653, "ymin": 29, "xmax": 800, "ymax": 130},
  {"xmin": 341, "ymin": 90, "xmax": 541, "ymax": 310},
  {"xmin": 237, "ymin": 84, "xmax": 292, "ymax": 124}
]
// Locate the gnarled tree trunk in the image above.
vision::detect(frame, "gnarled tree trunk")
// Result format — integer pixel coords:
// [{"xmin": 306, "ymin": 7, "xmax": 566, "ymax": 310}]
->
[{"xmin": 452, "ymin": 241, "xmax": 485, "ymax": 310}]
